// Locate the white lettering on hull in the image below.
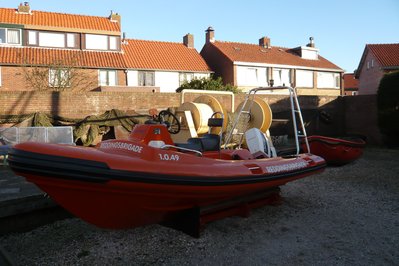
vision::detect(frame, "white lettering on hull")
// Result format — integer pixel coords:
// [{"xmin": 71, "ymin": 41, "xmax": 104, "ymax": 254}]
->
[
  {"xmin": 100, "ymin": 142, "xmax": 143, "ymax": 153},
  {"xmin": 266, "ymin": 161, "xmax": 308, "ymax": 173}
]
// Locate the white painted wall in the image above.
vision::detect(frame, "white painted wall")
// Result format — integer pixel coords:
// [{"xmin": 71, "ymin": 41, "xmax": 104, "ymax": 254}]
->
[
  {"xmin": 300, "ymin": 46, "xmax": 319, "ymax": 60},
  {"xmin": 127, "ymin": 70, "xmax": 210, "ymax": 92},
  {"xmin": 155, "ymin": 71, "xmax": 179, "ymax": 92}
]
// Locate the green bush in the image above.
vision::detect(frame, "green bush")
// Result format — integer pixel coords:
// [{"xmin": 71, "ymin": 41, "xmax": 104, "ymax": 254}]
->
[
  {"xmin": 377, "ymin": 71, "xmax": 399, "ymax": 147},
  {"xmin": 176, "ymin": 76, "xmax": 240, "ymax": 93}
]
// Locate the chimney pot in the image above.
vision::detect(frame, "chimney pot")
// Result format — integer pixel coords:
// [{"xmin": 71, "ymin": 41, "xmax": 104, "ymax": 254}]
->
[
  {"xmin": 205, "ymin": 26, "xmax": 215, "ymax": 43},
  {"xmin": 307, "ymin": 36, "xmax": 315, "ymax": 48}
]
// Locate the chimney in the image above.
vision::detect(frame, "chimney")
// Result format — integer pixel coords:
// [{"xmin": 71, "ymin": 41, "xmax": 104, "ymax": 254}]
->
[
  {"xmin": 307, "ymin": 37, "xmax": 315, "ymax": 48},
  {"xmin": 205, "ymin": 26, "xmax": 215, "ymax": 44},
  {"xmin": 259, "ymin": 36, "xmax": 271, "ymax": 48},
  {"xmin": 109, "ymin": 10, "xmax": 121, "ymax": 24},
  {"xmin": 17, "ymin": 2, "xmax": 31, "ymax": 14},
  {"xmin": 183, "ymin": 33, "xmax": 194, "ymax": 48}
]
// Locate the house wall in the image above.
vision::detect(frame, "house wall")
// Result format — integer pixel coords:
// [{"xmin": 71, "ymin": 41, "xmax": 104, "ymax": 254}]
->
[
  {"xmin": 200, "ymin": 44, "xmax": 235, "ymax": 84},
  {"xmin": 0, "ymin": 66, "xmax": 125, "ymax": 91},
  {"xmin": 0, "ymin": 66, "xmax": 29, "ymax": 91},
  {"xmin": 234, "ymin": 65, "xmax": 341, "ymax": 96},
  {"xmin": 127, "ymin": 70, "xmax": 210, "ymax": 93},
  {"xmin": 357, "ymin": 51, "xmax": 384, "ymax": 95}
]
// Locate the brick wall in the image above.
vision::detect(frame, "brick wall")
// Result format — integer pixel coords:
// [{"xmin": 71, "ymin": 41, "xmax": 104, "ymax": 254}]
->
[
  {"xmin": 344, "ymin": 95, "xmax": 382, "ymax": 144},
  {"xmin": 358, "ymin": 52, "xmax": 384, "ymax": 95},
  {"xmin": 0, "ymin": 91, "xmax": 180, "ymax": 118},
  {"xmin": 0, "ymin": 91, "xmax": 382, "ymax": 144},
  {"xmin": 0, "ymin": 66, "xmax": 126, "ymax": 91}
]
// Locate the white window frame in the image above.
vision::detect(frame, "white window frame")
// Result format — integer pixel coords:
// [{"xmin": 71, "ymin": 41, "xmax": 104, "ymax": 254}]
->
[
  {"xmin": 99, "ymin": 70, "xmax": 117, "ymax": 86},
  {"xmin": 273, "ymin": 68, "xmax": 291, "ymax": 87},
  {"xmin": 66, "ymin": 33, "xmax": 76, "ymax": 48},
  {"xmin": 179, "ymin": 72, "xmax": 194, "ymax": 86},
  {"xmin": 86, "ymin": 34, "xmax": 108, "ymax": 50},
  {"xmin": 317, "ymin": 72, "xmax": 340, "ymax": 89},
  {"xmin": 296, "ymin": 70, "xmax": 314, "ymax": 88},
  {"xmin": 109, "ymin": 36, "xmax": 118, "ymax": 50},
  {"xmin": 138, "ymin": 71, "xmax": 155, "ymax": 86},
  {"xmin": 49, "ymin": 68, "xmax": 70, "ymax": 87},
  {"xmin": 39, "ymin": 32, "xmax": 65, "ymax": 48},
  {"xmin": 28, "ymin": 30, "xmax": 37, "ymax": 45},
  {"xmin": 0, "ymin": 28, "xmax": 22, "ymax": 45}
]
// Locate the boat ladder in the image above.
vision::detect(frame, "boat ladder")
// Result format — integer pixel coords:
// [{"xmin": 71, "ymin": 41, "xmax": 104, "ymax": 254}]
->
[{"xmin": 224, "ymin": 86, "xmax": 310, "ymax": 155}]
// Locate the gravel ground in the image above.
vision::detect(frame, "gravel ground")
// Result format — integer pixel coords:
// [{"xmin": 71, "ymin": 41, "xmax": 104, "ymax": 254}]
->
[{"xmin": 1, "ymin": 147, "xmax": 398, "ymax": 265}]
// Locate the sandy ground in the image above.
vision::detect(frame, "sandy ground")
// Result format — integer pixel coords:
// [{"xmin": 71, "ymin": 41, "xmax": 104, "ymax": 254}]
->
[{"xmin": 1, "ymin": 147, "xmax": 398, "ymax": 265}]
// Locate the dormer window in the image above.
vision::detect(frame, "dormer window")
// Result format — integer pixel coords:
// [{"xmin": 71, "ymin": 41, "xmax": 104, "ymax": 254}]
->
[
  {"xmin": 85, "ymin": 34, "xmax": 120, "ymax": 51},
  {"xmin": 0, "ymin": 28, "xmax": 21, "ymax": 45}
]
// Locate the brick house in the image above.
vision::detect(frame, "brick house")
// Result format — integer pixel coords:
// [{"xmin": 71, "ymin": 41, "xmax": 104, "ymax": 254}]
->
[
  {"xmin": 200, "ymin": 27, "xmax": 344, "ymax": 95},
  {"xmin": 343, "ymin": 73, "xmax": 359, "ymax": 96},
  {"xmin": 0, "ymin": 4, "xmax": 211, "ymax": 92},
  {"xmin": 355, "ymin": 43, "xmax": 399, "ymax": 95}
]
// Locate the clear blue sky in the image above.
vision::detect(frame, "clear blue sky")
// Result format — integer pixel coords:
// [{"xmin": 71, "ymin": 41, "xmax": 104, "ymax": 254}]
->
[{"xmin": 2, "ymin": 0, "xmax": 399, "ymax": 73}]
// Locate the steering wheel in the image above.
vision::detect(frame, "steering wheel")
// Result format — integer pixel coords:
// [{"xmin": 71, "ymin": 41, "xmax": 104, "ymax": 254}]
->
[{"xmin": 157, "ymin": 110, "xmax": 181, "ymax": 134}]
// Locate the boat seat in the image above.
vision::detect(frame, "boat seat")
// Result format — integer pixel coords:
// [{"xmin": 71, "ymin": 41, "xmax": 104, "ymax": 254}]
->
[
  {"xmin": 197, "ymin": 134, "xmax": 220, "ymax": 152},
  {"xmin": 175, "ymin": 134, "xmax": 221, "ymax": 153},
  {"xmin": 175, "ymin": 138, "xmax": 203, "ymax": 152}
]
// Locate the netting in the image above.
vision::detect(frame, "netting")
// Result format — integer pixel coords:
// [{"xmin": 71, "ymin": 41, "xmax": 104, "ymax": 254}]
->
[{"xmin": 0, "ymin": 109, "xmax": 150, "ymax": 146}]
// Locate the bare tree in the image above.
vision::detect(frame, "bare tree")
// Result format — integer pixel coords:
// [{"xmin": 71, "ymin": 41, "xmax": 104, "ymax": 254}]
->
[{"xmin": 19, "ymin": 51, "xmax": 98, "ymax": 91}]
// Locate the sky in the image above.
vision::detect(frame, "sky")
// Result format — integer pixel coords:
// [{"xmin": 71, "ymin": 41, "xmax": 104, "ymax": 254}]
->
[{"xmin": 2, "ymin": 0, "xmax": 399, "ymax": 73}]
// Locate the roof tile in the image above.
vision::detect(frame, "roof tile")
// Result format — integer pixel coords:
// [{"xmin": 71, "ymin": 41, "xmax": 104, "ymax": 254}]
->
[
  {"xmin": 122, "ymin": 39, "xmax": 211, "ymax": 72},
  {"xmin": 210, "ymin": 41, "xmax": 342, "ymax": 70},
  {"xmin": 0, "ymin": 7, "xmax": 120, "ymax": 32},
  {"xmin": 0, "ymin": 40, "xmax": 211, "ymax": 72},
  {"xmin": 0, "ymin": 47, "xmax": 126, "ymax": 69},
  {"xmin": 343, "ymin": 73, "xmax": 358, "ymax": 89},
  {"xmin": 367, "ymin": 43, "xmax": 399, "ymax": 67}
]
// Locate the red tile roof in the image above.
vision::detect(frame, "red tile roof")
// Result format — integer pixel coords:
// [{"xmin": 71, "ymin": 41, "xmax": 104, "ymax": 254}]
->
[
  {"xmin": 0, "ymin": 40, "xmax": 211, "ymax": 72},
  {"xmin": 0, "ymin": 47, "xmax": 126, "ymax": 69},
  {"xmin": 209, "ymin": 41, "xmax": 342, "ymax": 70},
  {"xmin": 122, "ymin": 39, "xmax": 211, "ymax": 72},
  {"xmin": 343, "ymin": 73, "xmax": 358, "ymax": 89},
  {"xmin": 367, "ymin": 43, "xmax": 399, "ymax": 67},
  {"xmin": 0, "ymin": 7, "xmax": 120, "ymax": 33}
]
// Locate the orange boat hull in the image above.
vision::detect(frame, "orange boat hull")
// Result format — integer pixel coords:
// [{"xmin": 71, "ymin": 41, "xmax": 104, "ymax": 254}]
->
[
  {"xmin": 304, "ymin": 135, "xmax": 366, "ymax": 166},
  {"xmin": 8, "ymin": 125, "xmax": 326, "ymax": 230}
]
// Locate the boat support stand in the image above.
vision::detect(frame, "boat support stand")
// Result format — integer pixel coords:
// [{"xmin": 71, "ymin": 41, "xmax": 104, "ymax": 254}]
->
[{"xmin": 160, "ymin": 187, "xmax": 281, "ymax": 238}]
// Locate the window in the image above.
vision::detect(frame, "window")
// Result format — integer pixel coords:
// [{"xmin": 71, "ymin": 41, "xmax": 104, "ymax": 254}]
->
[
  {"xmin": 317, "ymin": 72, "xmax": 340, "ymax": 89},
  {"xmin": 296, "ymin": 70, "xmax": 313, "ymax": 87},
  {"xmin": 109, "ymin": 36, "xmax": 118, "ymax": 50},
  {"xmin": 179, "ymin": 72, "xmax": 194, "ymax": 86},
  {"xmin": 246, "ymin": 68, "xmax": 258, "ymax": 84},
  {"xmin": 138, "ymin": 71, "xmax": 155, "ymax": 86},
  {"xmin": 99, "ymin": 70, "xmax": 117, "ymax": 86},
  {"xmin": 273, "ymin": 68, "xmax": 291, "ymax": 86},
  {"xmin": 0, "ymin": 28, "xmax": 21, "ymax": 45},
  {"xmin": 49, "ymin": 69, "xmax": 70, "ymax": 87},
  {"xmin": 28, "ymin": 31, "xmax": 37, "ymax": 45},
  {"xmin": 66, "ymin": 34, "xmax": 75, "ymax": 48},
  {"xmin": 39, "ymin": 32, "xmax": 65, "ymax": 48}
]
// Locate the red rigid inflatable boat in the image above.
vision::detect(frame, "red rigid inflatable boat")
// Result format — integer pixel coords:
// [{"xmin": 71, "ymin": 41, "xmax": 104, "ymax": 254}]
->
[
  {"xmin": 303, "ymin": 135, "xmax": 366, "ymax": 166},
  {"xmin": 8, "ymin": 123, "xmax": 326, "ymax": 231}
]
